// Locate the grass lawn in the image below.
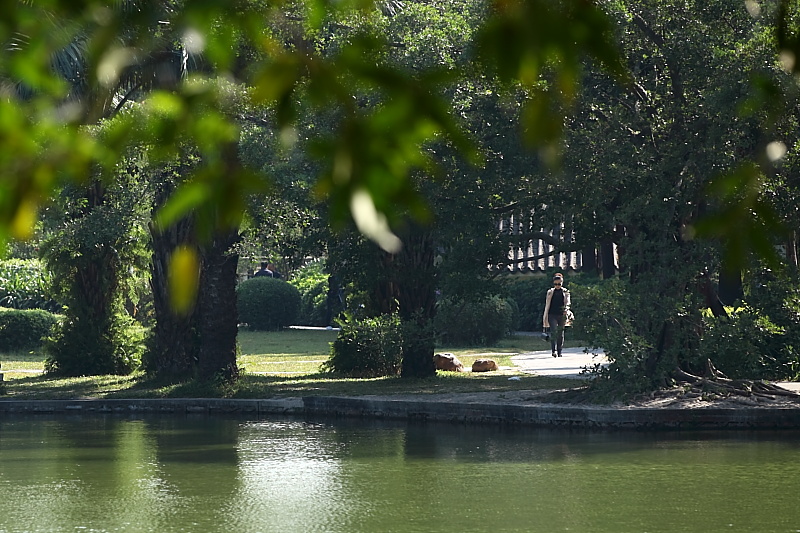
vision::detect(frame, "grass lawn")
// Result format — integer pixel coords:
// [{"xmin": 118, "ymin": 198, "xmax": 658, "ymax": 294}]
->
[{"xmin": 0, "ymin": 329, "xmax": 583, "ymax": 400}]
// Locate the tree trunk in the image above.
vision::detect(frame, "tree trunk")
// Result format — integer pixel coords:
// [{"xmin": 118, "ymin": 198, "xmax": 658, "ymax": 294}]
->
[
  {"xmin": 786, "ymin": 232, "xmax": 798, "ymax": 269},
  {"xmin": 581, "ymin": 245, "xmax": 598, "ymax": 276},
  {"xmin": 375, "ymin": 252, "xmax": 401, "ymax": 316},
  {"xmin": 196, "ymin": 227, "xmax": 241, "ymax": 381},
  {"xmin": 147, "ymin": 215, "xmax": 199, "ymax": 380},
  {"xmin": 718, "ymin": 265, "xmax": 743, "ymax": 307},
  {"xmin": 698, "ymin": 270, "xmax": 729, "ymax": 319},
  {"xmin": 396, "ymin": 223, "xmax": 437, "ymax": 378},
  {"xmin": 600, "ymin": 239, "xmax": 616, "ymax": 279},
  {"xmin": 146, "ymin": 143, "xmax": 243, "ymax": 383}
]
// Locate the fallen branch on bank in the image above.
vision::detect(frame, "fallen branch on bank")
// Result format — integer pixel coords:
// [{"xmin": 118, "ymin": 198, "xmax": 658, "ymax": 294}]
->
[{"xmin": 671, "ymin": 366, "xmax": 800, "ymax": 402}]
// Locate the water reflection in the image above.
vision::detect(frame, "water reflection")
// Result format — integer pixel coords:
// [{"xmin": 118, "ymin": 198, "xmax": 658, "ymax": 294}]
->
[
  {"xmin": 232, "ymin": 421, "xmax": 355, "ymax": 533},
  {"xmin": 1, "ymin": 416, "xmax": 800, "ymax": 532}
]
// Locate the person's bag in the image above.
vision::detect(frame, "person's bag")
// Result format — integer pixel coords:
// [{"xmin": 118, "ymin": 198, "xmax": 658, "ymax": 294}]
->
[
  {"xmin": 565, "ymin": 310, "xmax": 575, "ymax": 326},
  {"xmin": 540, "ymin": 327, "xmax": 550, "ymax": 341}
]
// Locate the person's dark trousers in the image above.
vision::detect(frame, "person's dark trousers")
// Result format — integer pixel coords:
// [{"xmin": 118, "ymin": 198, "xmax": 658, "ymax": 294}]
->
[{"xmin": 547, "ymin": 314, "xmax": 566, "ymax": 356}]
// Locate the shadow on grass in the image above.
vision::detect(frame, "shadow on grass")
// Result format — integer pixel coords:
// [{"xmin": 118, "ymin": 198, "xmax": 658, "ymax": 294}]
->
[
  {"xmin": 229, "ymin": 372, "xmax": 580, "ymax": 399},
  {"xmin": 1, "ymin": 371, "xmax": 582, "ymax": 400},
  {"xmin": 2, "ymin": 373, "xmax": 143, "ymax": 400}
]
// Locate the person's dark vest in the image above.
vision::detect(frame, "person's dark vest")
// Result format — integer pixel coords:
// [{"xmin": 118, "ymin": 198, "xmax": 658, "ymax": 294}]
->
[{"xmin": 549, "ymin": 289, "xmax": 565, "ymax": 315}]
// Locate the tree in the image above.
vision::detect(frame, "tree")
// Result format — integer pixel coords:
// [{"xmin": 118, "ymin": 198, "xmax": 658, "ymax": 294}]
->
[
  {"xmin": 10, "ymin": 1, "xmax": 196, "ymax": 377},
  {"xmin": 144, "ymin": 154, "xmax": 201, "ymax": 380},
  {"xmin": 0, "ymin": 0, "xmax": 625, "ymax": 258},
  {"xmin": 17, "ymin": 0, "xmax": 800, "ymax": 389},
  {"xmin": 545, "ymin": 0, "xmax": 800, "ymax": 393},
  {"xmin": 41, "ymin": 156, "xmax": 150, "ymax": 376},
  {"xmin": 142, "ymin": 134, "xmax": 250, "ymax": 382}
]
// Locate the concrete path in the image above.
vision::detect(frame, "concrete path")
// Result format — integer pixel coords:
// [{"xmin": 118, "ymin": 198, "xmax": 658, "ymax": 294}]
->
[{"xmin": 511, "ymin": 347, "xmax": 608, "ymax": 379}]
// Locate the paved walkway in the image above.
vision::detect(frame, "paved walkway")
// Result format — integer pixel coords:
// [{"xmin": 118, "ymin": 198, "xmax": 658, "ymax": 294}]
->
[{"xmin": 511, "ymin": 347, "xmax": 608, "ymax": 378}]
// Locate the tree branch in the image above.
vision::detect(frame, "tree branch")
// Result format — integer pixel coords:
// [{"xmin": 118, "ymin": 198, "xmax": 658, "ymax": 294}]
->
[{"xmin": 631, "ymin": 12, "xmax": 686, "ymax": 110}]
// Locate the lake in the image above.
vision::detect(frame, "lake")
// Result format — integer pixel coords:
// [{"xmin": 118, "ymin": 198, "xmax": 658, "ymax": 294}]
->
[{"xmin": 1, "ymin": 415, "xmax": 799, "ymax": 532}]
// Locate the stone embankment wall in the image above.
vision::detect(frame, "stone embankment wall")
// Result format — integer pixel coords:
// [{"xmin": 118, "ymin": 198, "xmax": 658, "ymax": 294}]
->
[{"xmin": 2, "ymin": 397, "xmax": 800, "ymax": 429}]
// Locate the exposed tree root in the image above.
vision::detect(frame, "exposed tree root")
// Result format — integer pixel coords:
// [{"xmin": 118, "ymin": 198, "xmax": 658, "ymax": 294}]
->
[
  {"xmin": 671, "ymin": 367, "xmax": 800, "ymax": 403},
  {"xmin": 534, "ymin": 361, "xmax": 800, "ymax": 406}
]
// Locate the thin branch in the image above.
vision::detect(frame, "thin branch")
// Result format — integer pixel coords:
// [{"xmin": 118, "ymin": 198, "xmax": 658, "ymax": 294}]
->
[{"xmin": 631, "ymin": 12, "xmax": 686, "ymax": 110}]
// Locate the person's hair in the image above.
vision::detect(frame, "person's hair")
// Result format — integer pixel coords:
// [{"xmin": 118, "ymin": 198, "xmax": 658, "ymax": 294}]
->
[
  {"xmin": 553, "ymin": 272, "xmax": 563, "ymax": 280},
  {"xmin": 260, "ymin": 261, "xmax": 268, "ymax": 269}
]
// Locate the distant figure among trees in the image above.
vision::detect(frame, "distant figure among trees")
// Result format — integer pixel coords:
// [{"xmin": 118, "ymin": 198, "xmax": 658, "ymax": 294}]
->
[
  {"xmin": 254, "ymin": 262, "xmax": 274, "ymax": 278},
  {"xmin": 267, "ymin": 263, "xmax": 282, "ymax": 279}
]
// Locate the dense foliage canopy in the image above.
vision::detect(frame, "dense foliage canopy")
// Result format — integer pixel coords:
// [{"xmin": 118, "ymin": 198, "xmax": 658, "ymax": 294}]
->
[{"xmin": 4, "ymin": 0, "xmax": 800, "ymax": 387}]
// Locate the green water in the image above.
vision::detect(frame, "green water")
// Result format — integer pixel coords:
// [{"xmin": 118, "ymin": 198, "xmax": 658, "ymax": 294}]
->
[{"xmin": 1, "ymin": 416, "xmax": 799, "ymax": 533}]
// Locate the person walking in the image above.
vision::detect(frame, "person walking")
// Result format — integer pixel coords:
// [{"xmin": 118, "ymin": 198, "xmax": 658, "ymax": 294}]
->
[{"xmin": 542, "ymin": 272, "xmax": 571, "ymax": 357}]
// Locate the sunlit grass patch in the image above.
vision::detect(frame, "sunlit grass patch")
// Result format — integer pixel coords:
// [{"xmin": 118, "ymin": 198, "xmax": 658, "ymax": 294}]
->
[
  {"xmin": 0, "ymin": 330, "xmax": 587, "ymax": 400},
  {"xmin": 238, "ymin": 354, "xmax": 325, "ymax": 374},
  {"xmin": 439, "ymin": 334, "xmax": 584, "ymax": 356},
  {"xmin": 237, "ymin": 328, "xmax": 336, "ymax": 358},
  {"xmin": 0, "ymin": 349, "xmax": 47, "ymax": 372}
]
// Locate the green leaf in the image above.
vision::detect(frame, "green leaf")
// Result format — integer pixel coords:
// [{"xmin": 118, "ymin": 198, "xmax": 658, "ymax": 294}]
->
[
  {"xmin": 155, "ymin": 181, "xmax": 212, "ymax": 231},
  {"xmin": 168, "ymin": 245, "xmax": 200, "ymax": 316}
]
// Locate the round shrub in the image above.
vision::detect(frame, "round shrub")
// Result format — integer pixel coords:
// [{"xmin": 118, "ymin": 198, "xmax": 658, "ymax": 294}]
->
[
  {"xmin": 0, "ymin": 307, "xmax": 60, "ymax": 352},
  {"xmin": 435, "ymin": 295, "xmax": 514, "ymax": 346},
  {"xmin": 237, "ymin": 277, "xmax": 302, "ymax": 330}
]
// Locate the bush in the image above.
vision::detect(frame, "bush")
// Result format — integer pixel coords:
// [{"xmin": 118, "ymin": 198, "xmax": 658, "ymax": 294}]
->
[
  {"xmin": 0, "ymin": 259, "xmax": 61, "ymax": 313},
  {"xmin": 435, "ymin": 295, "xmax": 514, "ymax": 346},
  {"xmin": 698, "ymin": 308, "xmax": 792, "ymax": 380},
  {"xmin": 567, "ymin": 279, "xmax": 663, "ymax": 395},
  {"xmin": 44, "ymin": 314, "xmax": 144, "ymax": 375},
  {"xmin": 0, "ymin": 308, "xmax": 60, "ymax": 352},
  {"xmin": 322, "ymin": 312, "xmax": 403, "ymax": 377},
  {"xmin": 237, "ymin": 277, "xmax": 302, "ymax": 330},
  {"xmin": 289, "ymin": 259, "xmax": 343, "ymax": 326},
  {"xmin": 503, "ymin": 276, "xmax": 554, "ymax": 332},
  {"xmin": 687, "ymin": 267, "xmax": 800, "ymax": 381}
]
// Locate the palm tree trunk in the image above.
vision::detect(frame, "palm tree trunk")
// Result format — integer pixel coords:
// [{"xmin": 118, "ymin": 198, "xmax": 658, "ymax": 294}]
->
[
  {"xmin": 146, "ymin": 214, "xmax": 199, "ymax": 379},
  {"xmin": 196, "ymin": 228, "xmax": 241, "ymax": 381},
  {"xmin": 397, "ymin": 222, "xmax": 436, "ymax": 378}
]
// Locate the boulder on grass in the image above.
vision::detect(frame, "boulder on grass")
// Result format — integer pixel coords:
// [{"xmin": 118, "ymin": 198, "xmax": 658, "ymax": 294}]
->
[
  {"xmin": 471, "ymin": 358, "xmax": 498, "ymax": 372},
  {"xmin": 433, "ymin": 353, "xmax": 464, "ymax": 372}
]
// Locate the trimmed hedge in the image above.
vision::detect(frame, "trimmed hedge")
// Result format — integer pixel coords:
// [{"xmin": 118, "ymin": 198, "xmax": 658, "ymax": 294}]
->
[
  {"xmin": 237, "ymin": 277, "xmax": 302, "ymax": 330},
  {"xmin": 434, "ymin": 295, "xmax": 514, "ymax": 346},
  {"xmin": 0, "ymin": 307, "xmax": 60, "ymax": 352}
]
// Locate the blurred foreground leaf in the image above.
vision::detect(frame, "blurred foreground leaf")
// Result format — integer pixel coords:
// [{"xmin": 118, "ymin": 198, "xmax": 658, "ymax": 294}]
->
[{"xmin": 168, "ymin": 245, "xmax": 200, "ymax": 315}]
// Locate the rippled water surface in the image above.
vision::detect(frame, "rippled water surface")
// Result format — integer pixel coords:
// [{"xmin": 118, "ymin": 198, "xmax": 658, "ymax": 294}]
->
[{"xmin": 1, "ymin": 415, "xmax": 799, "ymax": 532}]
